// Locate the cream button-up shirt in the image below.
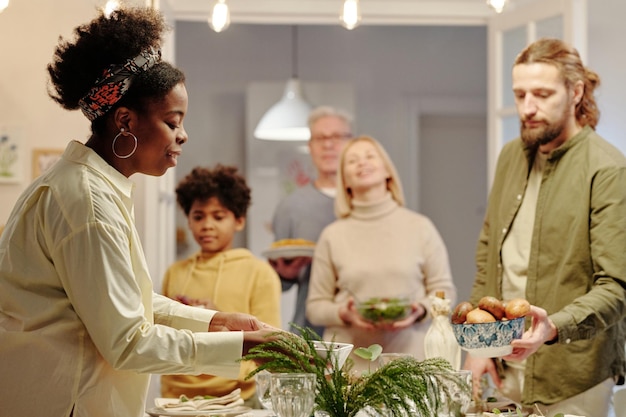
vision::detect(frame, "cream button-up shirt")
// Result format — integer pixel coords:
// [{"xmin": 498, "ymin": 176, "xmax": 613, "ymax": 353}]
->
[{"xmin": 0, "ymin": 141, "xmax": 243, "ymax": 417}]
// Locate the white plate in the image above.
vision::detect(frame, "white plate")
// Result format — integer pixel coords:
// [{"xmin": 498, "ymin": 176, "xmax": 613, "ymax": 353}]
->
[
  {"xmin": 261, "ymin": 245, "xmax": 315, "ymax": 260},
  {"xmin": 145, "ymin": 405, "xmax": 251, "ymax": 417}
]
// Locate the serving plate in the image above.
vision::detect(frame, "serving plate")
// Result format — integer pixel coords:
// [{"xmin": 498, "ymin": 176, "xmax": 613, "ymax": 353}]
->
[
  {"xmin": 261, "ymin": 245, "xmax": 314, "ymax": 260},
  {"xmin": 145, "ymin": 405, "xmax": 251, "ymax": 417}
]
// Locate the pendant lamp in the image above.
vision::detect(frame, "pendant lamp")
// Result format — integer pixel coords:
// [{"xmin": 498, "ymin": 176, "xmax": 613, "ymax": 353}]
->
[
  {"xmin": 340, "ymin": 0, "xmax": 361, "ymax": 30},
  {"xmin": 254, "ymin": 26, "xmax": 313, "ymax": 141},
  {"xmin": 209, "ymin": 0, "xmax": 230, "ymax": 33},
  {"xmin": 486, "ymin": 0, "xmax": 509, "ymax": 13},
  {"xmin": 103, "ymin": 0, "xmax": 119, "ymax": 17}
]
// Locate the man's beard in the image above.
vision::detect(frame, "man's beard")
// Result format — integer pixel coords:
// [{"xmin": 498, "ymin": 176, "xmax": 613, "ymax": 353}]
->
[{"xmin": 520, "ymin": 116, "xmax": 566, "ymax": 148}]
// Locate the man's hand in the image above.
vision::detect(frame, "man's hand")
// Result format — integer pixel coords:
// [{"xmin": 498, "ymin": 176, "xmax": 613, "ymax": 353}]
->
[
  {"xmin": 268, "ymin": 256, "xmax": 312, "ymax": 280},
  {"xmin": 504, "ymin": 305, "xmax": 557, "ymax": 362},
  {"xmin": 463, "ymin": 355, "xmax": 501, "ymax": 400}
]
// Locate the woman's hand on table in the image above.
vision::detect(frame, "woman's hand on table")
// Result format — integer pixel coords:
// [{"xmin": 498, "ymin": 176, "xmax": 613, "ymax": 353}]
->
[
  {"xmin": 242, "ymin": 325, "xmax": 290, "ymax": 357},
  {"xmin": 209, "ymin": 311, "xmax": 265, "ymax": 332},
  {"xmin": 208, "ymin": 311, "xmax": 288, "ymax": 357}
]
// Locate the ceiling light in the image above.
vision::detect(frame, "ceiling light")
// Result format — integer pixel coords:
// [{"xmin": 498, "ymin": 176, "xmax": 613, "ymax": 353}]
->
[
  {"xmin": 254, "ymin": 26, "xmax": 313, "ymax": 141},
  {"xmin": 340, "ymin": 0, "xmax": 361, "ymax": 30},
  {"xmin": 209, "ymin": 0, "xmax": 231, "ymax": 33},
  {"xmin": 486, "ymin": 0, "xmax": 509, "ymax": 13},
  {"xmin": 103, "ymin": 0, "xmax": 120, "ymax": 17},
  {"xmin": 0, "ymin": 0, "xmax": 9, "ymax": 13}
]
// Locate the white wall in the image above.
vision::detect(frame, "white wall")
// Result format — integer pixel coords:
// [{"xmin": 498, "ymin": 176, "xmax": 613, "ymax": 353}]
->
[
  {"xmin": 0, "ymin": 0, "xmax": 94, "ymax": 221},
  {"xmin": 587, "ymin": 1, "xmax": 626, "ymax": 153}
]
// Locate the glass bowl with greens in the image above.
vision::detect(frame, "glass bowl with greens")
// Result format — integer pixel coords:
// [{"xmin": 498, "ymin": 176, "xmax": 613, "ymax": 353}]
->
[{"xmin": 356, "ymin": 296, "xmax": 412, "ymax": 324}]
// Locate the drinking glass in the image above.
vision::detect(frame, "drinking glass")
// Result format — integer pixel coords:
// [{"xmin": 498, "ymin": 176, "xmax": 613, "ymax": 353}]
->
[
  {"xmin": 270, "ymin": 373, "xmax": 316, "ymax": 417},
  {"xmin": 436, "ymin": 370, "xmax": 472, "ymax": 417},
  {"xmin": 255, "ymin": 370, "xmax": 274, "ymax": 411},
  {"xmin": 377, "ymin": 353, "xmax": 414, "ymax": 369}
]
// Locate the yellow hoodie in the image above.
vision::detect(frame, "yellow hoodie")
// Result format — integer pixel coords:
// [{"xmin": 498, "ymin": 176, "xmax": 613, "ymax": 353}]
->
[{"xmin": 161, "ymin": 248, "xmax": 281, "ymax": 399}]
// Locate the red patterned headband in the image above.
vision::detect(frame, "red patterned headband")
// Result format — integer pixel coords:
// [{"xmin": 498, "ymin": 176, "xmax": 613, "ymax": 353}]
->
[{"xmin": 78, "ymin": 46, "xmax": 162, "ymax": 121}]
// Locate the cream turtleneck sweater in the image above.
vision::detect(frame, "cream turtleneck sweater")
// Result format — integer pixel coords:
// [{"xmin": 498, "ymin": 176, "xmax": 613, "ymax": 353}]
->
[{"xmin": 306, "ymin": 193, "xmax": 456, "ymax": 368}]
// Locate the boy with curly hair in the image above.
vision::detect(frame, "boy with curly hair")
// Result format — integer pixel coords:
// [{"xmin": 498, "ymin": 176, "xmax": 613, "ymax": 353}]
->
[{"xmin": 161, "ymin": 165, "xmax": 281, "ymax": 406}]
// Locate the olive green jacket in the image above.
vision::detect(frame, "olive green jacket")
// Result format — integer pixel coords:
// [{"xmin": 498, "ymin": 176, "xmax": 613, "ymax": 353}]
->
[{"xmin": 471, "ymin": 126, "xmax": 626, "ymax": 406}]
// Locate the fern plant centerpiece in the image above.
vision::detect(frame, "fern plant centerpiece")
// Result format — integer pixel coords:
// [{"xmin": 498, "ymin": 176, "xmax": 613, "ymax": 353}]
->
[{"xmin": 243, "ymin": 327, "xmax": 471, "ymax": 417}]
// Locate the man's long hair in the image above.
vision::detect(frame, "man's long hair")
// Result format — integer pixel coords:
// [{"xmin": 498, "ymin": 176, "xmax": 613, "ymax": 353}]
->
[{"xmin": 514, "ymin": 38, "xmax": 600, "ymax": 129}]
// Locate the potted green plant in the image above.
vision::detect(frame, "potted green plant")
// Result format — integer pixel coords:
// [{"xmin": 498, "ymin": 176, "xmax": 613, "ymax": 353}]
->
[{"xmin": 242, "ymin": 327, "xmax": 470, "ymax": 417}]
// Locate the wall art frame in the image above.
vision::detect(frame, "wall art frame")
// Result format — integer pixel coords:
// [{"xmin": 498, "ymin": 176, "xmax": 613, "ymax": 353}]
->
[
  {"xmin": 32, "ymin": 148, "xmax": 63, "ymax": 179},
  {"xmin": 0, "ymin": 127, "xmax": 23, "ymax": 184}
]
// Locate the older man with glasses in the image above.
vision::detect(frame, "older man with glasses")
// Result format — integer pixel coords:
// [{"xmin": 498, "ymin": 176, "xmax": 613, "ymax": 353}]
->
[{"xmin": 269, "ymin": 105, "xmax": 353, "ymax": 336}]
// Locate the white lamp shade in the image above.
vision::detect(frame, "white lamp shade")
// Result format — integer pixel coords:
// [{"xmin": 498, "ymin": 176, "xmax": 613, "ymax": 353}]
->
[
  {"xmin": 340, "ymin": 0, "xmax": 361, "ymax": 30},
  {"xmin": 254, "ymin": 78, "xmax": 313, "ymax": 141},
  {"xmin": 209, "ymin": 0, "xmax": 230, "ymax": 33},
  {"xmin": 486, "ymin": 0, "xmax": 508, "ymax": 13}
]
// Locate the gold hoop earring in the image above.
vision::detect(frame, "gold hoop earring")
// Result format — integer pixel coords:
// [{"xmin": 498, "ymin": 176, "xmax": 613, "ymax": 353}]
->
[{"xmin": 112, "ymin": 128, "xmax": 138, "ymax": 159}]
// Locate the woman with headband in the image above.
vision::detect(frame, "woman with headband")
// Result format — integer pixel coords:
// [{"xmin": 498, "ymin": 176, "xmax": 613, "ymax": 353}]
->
[{"xmin": 0, "ymin": 7, "xmax": 283, "ymax": 417}]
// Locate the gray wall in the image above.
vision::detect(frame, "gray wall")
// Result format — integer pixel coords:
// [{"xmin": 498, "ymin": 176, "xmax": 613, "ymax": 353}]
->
[
  {"xmin": 174, "ymin": 23, "xmax": 488, "ymax": 253},
  {"xmin": 175, "ymin": 23, "xmax": 488, "ymax": 176},
  {"xmin": 588, "ymin": 1, "xmax": 626, "ymax": 148},
  {"xmin": 173, "ymin": 2, "xmax": 626, "ymax": 291}
]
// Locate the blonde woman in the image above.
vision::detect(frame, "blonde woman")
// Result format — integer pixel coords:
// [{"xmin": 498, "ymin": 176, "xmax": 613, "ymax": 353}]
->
[{"xmin": 306, "ymin": 136, "xmax": 456, "ymax": 370}]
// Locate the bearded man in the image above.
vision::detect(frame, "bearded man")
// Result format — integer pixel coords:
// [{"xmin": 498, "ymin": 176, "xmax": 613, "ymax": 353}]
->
[{"xmin": 463, "ymin": 38, "xmax": 626, "ymax": 417}]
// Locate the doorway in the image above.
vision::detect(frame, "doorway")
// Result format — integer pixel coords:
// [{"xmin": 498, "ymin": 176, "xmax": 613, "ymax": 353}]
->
[{"xmin": 418, "ymin": 113, "xmax": 487, "ymax": 303}]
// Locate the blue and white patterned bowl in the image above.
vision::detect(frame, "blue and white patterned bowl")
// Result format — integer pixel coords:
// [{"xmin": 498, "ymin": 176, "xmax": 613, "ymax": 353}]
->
[{"xmin": 452, "ymin": 316, "xmax": 525, "ymax": 358}]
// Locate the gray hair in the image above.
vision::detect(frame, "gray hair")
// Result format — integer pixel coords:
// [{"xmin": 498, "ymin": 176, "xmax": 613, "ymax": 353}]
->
[{"xmin": 307, "ymin": 105, "xmax": 353, "ymax": 130}]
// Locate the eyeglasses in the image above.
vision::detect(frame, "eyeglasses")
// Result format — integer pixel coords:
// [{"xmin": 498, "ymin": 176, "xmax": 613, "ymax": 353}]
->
[{"xmin": 310, "ymin": 133, "xmax": 352, "ymax": 144}]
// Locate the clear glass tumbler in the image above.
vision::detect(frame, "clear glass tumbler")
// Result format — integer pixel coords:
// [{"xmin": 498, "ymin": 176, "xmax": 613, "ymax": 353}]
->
[
  {"xmin": 255, "ymin": 370, "xmax": 274, "ymax": 411},
  {"xmin": 437, "ymin": 369, "xmax": 472, "ymax": 417},
  {"xmin": 377, "ymin": 352, "xmax": 414, "ymax": 369},
  {"xmin": 270, "ymin": 373, "xmax": 316, "ymax": 417}
]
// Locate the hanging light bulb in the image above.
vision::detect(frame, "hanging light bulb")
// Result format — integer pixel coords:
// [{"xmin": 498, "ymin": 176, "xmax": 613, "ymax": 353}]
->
[
  {"xmin": 486, "ymin": 0, "xmax": 509, "ymax": 13},
  {"xmin": 103, "ymin": 0, "xmax": 120, "ymax": 17},
  {"xmin": 209, "ymin": 0, "xmax": 231, "ymax": 33},
  {"xmin": 0, "ymin": 0, "xmax": 10, "ymax": 13},
  {"xmin": 340, "ymin": 0, "xmax": 361, "ymax": 30}
]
